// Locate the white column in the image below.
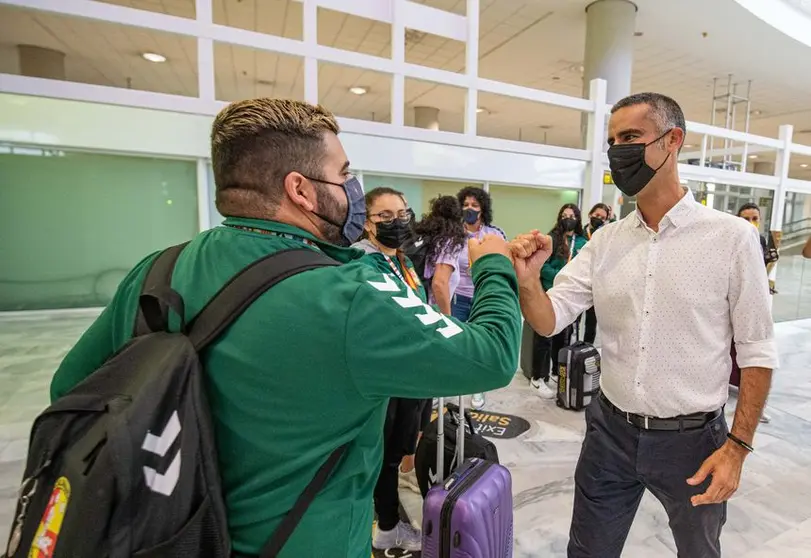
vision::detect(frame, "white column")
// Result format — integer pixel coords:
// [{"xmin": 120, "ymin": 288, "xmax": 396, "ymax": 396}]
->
[
  {"xmin": 414, "ymin": 106, "xmax": 440, "ymax": 131},
  {"xmin": 391, "ymin": 0, "xmax": 405, "ymax": 126},
  {"xmin": 196, "ymin": 0, "xmax": 214, "ymax": 101},
  {"xmin": 771, "ymin": 124, "xmax": 794, "ymax": 234},
  {"xmin": 582, "ymin": 0, "xmax": 637, "ymax": 105},
  {"xmin": 196, "ymin": 158, "xmax": 212, "ymax": 231},
  {"xmin": 584, "ymin": 79, "xmax": 609, "ymax": 212},
  {"xmin": 17, "ymin": 45, "xmax": 65, "ymax": 80},
  {"xmin": 581, "ymin": 1, "xmax": 636, "ymax": 215},
  {"xmin": 464, "ymin": 0, "xmax": 480, "ymax": 135},
  {"xmin": 303, "ymin": 0, "xmax": 318, "ymax": 104}
]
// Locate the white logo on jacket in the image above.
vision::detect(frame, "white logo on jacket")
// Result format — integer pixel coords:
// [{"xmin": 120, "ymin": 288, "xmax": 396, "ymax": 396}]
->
[{"xmin": 367, "ymin": 275, "xmax": 463, "ymax": 339}]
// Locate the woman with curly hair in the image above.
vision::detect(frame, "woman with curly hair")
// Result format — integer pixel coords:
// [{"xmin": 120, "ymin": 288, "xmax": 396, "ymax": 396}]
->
[
  {"xmin": 456, "ymin": 186, "xmax": 507, "ymax": 409},
  {"xmin": 414, "ymin": 195, "xmax": 467, "ymax": 316}
]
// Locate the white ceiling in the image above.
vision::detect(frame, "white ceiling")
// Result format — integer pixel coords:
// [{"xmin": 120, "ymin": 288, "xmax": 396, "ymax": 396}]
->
[{"xmin": 1, "ymin": 0, "xmax": 811, "ymax": 177}]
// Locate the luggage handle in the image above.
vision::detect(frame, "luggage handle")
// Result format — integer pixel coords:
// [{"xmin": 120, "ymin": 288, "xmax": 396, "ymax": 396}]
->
[{"xmin": 435, "ymin": 395, "xmax": 466, "ymax": 484}]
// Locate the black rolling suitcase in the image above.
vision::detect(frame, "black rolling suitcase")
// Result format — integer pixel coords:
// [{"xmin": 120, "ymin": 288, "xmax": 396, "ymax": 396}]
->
[
  {"xmin": 520, "ymin": 320, "xmax": 546, "ymax": 381},
  {"xmin": 556, "ymin": 321, "xmax": 601, "ymax": 411}
]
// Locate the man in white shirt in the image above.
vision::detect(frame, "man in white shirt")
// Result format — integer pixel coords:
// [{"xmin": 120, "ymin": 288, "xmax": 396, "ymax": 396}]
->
[{"xmin": 512, "ymin": 92, "xmax": 777, "ymax": 558}]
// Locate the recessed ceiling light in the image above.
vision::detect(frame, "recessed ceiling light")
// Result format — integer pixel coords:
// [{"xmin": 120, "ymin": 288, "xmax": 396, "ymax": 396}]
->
[
  {"xmin": 142, "ymin": 52, "xmax": 166, "ymax": 63},
  {"xmin": 476, "ymin": 107, "xmax": 486, "ymax": 113},
  {"xmin": 753, "ymin": 110, "xmax": 762, "ymax": 116},
  {"xmin": 801, "ymin": 163, "xmax": 809, "ymax": 168},
  {"xmin": 349, "ymin": 86, "xmax": 367, "ymax": 95},
  {"xmin": 684, "ymin": 144, "xmax": 694, "ymax": 148},
  {"xmin": 748, "ymin": 155, "xmax": 758, "ymax": 159}
]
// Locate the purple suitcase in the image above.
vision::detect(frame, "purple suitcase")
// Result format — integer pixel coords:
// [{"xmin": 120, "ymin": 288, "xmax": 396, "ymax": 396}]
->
[{"xmin": 421, "ymin": 397, "xmax": 513, "ymax": 558}]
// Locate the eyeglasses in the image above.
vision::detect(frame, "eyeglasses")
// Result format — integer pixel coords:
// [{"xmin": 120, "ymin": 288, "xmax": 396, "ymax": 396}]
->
[{"xmin": 369, "ymin": 208, "xmax": 414, "ymax": 225}]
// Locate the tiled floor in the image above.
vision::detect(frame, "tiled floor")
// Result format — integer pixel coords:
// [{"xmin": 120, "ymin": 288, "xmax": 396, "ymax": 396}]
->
[{"xmin": 1, "ymin": 312, "xmax": 810, "ymax": 557}]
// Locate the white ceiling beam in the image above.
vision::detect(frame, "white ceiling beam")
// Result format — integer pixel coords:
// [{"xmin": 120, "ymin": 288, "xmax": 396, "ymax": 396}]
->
[{"xmin": 289, "ymin": 0, "xmax": 467, "ymax": 42}]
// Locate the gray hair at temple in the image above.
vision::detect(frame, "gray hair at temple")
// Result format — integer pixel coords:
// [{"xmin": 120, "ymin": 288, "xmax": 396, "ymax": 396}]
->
[{"xmin": 611, "ymin": 92, "xmax": 687, "ymax": 151}]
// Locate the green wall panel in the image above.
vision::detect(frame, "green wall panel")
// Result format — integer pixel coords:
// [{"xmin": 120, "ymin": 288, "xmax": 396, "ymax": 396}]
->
[
  {"xmin": 0, "ymin": 150, "xmax": 198, "ymax": 310},
  {"xmin": 488, "ymin": 184, "xmax": 580, "ymax": 240}
]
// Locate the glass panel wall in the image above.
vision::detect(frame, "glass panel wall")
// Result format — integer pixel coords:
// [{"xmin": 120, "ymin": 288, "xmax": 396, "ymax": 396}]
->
[
  {"xmin": 774, "ymin": 192, "xmax": 811, "ymax": 322},
  {"xmin": 488, "ymin": 184, "xmax": 580, "ymax": 241},
  {"xmin": 692, "ymin": 181, "xmax": 775, "ymax": 231},
  {"xmin": 0, "ymin": 147, "xmax": 198, "ymax": 311}
]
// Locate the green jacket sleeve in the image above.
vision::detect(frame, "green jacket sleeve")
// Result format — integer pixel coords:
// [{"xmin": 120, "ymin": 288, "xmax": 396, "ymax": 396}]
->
[
  {"xmin": 345, "ymin": 254, "xmax": 521, "ymax": 399},
  {"xmin": 50, "ymin": 253, "xmax": 157, "ymax": 402}
]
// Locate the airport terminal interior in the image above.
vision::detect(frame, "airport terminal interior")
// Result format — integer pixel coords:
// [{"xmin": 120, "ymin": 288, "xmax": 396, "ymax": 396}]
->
[{"xmin": 1, "ymin": 0, "xmax": 811, "ymax": 556}]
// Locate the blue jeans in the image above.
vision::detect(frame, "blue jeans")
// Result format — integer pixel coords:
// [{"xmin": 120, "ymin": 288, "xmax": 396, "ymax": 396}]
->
[
  {"xmin": 568, "ymin": 395, "xmax": 727, "ymax": 558},
  {"xmin": 451, "ymin": 294, "xmax": 473, "ymax": 322}
]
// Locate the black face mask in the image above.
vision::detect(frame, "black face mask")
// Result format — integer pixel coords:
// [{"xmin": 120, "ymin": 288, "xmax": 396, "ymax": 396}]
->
[
  {"xmin": 560, "ymin": 218, "xmax": 578, "ymax": 232},
  {"xmin": 374, "ymin": 219, "xmax": 412, "ymax": 250},
  {"xmin": 463, "ymin": 208, "xmax": 480, "ymax": 225},
  {"xmin": 590, "ymin": 217, "xmax": 605, "ymax": 230},
  {"xmin": 607, "ymin": 130, "xmax": 673, "ymax": 197}
]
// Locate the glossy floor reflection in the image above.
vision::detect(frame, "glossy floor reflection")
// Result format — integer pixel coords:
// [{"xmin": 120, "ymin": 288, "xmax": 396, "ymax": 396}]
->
[{"xmin": 1, "ymin": 312, "xmax": 809, "ymax": 557}]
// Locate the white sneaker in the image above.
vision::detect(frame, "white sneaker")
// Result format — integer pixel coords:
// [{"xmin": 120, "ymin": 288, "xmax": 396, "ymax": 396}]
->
[
  {"xmin": 373, "ymin": 520, "xmax": 422, "ymax": 552},
  {"xmin": 471, "ymin": 393, "xmax": 486, "ymax": 409},
  {"xmin": 531, "ymin": 379, "xmax": 557, "ymax": 400}
]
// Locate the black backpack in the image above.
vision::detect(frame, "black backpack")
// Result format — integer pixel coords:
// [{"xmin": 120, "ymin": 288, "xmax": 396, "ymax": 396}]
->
[
  {"xmin": 400, "ymin": 235, "xmax": 432, "ymax": 287},
  {"xmin": 414, "ymin": 402, "xmax": 499, "ymax": 498},
  {"xmin": 3, "ymin": 245, "xmax": 346, "ymax": 558}
]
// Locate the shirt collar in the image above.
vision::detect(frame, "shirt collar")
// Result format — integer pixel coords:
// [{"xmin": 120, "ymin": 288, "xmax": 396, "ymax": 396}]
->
[{"xmin": 633, "ymin": 188, "xmax": 696, "ymax": 229}]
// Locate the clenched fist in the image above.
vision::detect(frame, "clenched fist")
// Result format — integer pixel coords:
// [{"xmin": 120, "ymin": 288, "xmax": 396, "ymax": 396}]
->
[
  {"xmin": 509, "ymin": 230, "xmax": 553, "ymax": 284},
  {"xmin": 468, "ymin": 234, "xmax": 512, "ymax": 266}
]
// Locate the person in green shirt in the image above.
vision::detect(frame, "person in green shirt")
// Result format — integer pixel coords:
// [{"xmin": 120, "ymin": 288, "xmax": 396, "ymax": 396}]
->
[
  {"xmin": 49, "ymin": 98, "xmax": 522, "ymax": 558},
  {"xmin": 531, "ymin": 203, "xmax": 587, "ymax": 400}
]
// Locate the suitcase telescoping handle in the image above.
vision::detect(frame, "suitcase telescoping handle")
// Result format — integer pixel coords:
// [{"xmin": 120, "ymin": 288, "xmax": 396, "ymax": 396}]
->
[{"xmin": 435, "ymin": 395, "xmax": 466, "ymax": 484}]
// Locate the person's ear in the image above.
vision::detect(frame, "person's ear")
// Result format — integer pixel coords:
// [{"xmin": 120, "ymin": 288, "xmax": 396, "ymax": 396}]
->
[
  {"xmin": 284, "ymin": 171, "xmax": 316, "ymax": 212},
  {"xmin": 364, "ymin": 220, "xmax": 375, "ymax": 237},
  {"xmin": 670, "ymin": 128, "xmax": 685, "ymax": 152}
]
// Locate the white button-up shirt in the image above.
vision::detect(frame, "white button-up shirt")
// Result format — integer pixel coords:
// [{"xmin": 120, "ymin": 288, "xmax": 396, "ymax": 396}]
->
[{"xmin": 548, "ymin": 189, "xmax": 778, "ymax": 418}]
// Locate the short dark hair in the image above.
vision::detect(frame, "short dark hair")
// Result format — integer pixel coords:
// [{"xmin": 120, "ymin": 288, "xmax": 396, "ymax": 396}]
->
[
  {"xmin": 456, "ymin": 186, "xmax": 494, "ymax": 226},
  {"xmin": 364, "ymin": 187, "xmax": 406, "ymax": 210},
  {"xmin": 737, "ymin": 202, "xmax": 760, "ymax": 216},
  {"xmin": 612, "ymin": 92, "xmax": 686, "ymax": 143},
  {"xmin": 211, "ymin": 98, "xmax": 340, "ymax": 218}
]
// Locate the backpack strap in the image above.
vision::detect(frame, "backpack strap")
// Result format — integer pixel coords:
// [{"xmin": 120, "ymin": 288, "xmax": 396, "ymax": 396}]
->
[
  {"xmin": 134, "ymin": 242, "xmax": 189, "ymax": 336},
  {"xmin": 258, "ymin": 444, "xmax": 348, "ymax": 558}
]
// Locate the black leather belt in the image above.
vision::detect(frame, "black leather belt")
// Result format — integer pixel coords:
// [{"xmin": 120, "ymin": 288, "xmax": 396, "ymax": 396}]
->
[{"xmin": 599, "ymin": 392, "xmax": 722, "ymax": 431}]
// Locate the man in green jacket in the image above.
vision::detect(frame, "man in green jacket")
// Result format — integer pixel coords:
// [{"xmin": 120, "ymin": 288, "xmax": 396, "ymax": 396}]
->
[{"xmin": 49, "ymin": 98, "xmax": 522, "ymax": 557}]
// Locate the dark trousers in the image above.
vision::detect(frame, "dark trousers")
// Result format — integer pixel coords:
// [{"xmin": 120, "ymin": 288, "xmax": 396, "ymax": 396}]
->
[
  {"xmin": 451, "ymin": 294, "xmax": 473, "ymax": 322},
  {"xmin": 584, "ymin": 306, "xmax": 597, "ymax": 345},
  {"xmin": 531, "ymin": 326, "xmax": 571, "ymax": 382},
  {"xmin": 374, "ymin": 398, "xmax": 424, "ymax": 531},
  {"xmin": 568, "ymin": 396, "xmax": 728, "ymax": 558}
]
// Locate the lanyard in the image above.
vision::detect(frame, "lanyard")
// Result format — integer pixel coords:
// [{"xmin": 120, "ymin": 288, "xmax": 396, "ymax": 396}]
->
[
  {"xmin": 224, "ymin": 225, "xmax": 319, "ymax": 250},
  {"xmin": 567, "ymin": 235, "xmax": 577, "ymax": 263},
  {"xmin": 383, "ymin": 254, "xmax": 419, "ymax": 292}
]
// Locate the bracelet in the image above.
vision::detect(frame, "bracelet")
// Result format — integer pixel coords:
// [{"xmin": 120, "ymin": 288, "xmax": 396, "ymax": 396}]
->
[{"xmin": 727, "ymin": 432, "xmax": 754, "ymax": 453}]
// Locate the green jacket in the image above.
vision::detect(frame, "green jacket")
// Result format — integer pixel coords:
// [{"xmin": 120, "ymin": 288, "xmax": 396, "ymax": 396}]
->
[
  {"xmin": 50, "ymin": 217, "xmax": 521, "ymax": 557},
  {"xmin": 540, "ymin": 234, "xmax": 587, "ymax": 291}
]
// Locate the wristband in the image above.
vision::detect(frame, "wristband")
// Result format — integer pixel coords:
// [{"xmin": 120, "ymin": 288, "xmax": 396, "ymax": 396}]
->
[{"xmin": 727, "ymin": 432, "xmax": 754, "ymax": 453}]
